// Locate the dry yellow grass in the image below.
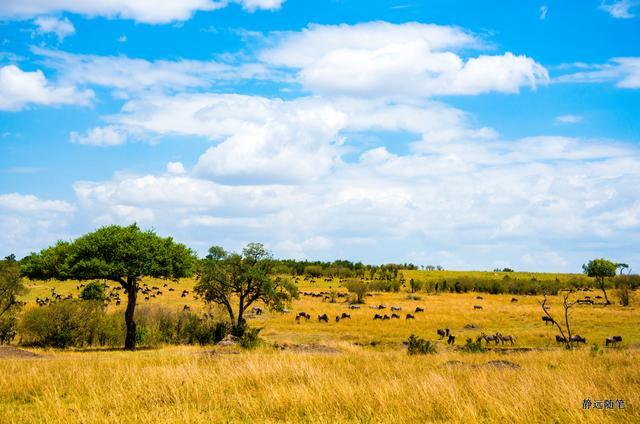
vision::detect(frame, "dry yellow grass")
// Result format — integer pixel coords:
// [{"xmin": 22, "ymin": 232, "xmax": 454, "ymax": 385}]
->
[
  {"xmin": 0, "ymin": 346, "xmax": 638, "ymax": 423},
  {"xmin": 6, "ymin": 274, "xmax": 638, "ymax": 422}
]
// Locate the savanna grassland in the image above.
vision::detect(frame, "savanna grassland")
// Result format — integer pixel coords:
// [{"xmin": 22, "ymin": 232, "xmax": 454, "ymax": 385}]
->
[{"xmin": 1, "ymin": 271, "xmax": 639, "ymax": 423}]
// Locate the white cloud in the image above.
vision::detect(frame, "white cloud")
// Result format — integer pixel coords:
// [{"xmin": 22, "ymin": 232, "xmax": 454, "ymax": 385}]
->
[
  {"xmin": 166, "ymin": 162, "xmax": 186, "ymax": 174},
  {"xmin": 118, "ymin": 35, "xmax": 127, "ymax": 43},
  {"xmin": 70, "ymin": 126, "xmax": 128, "ymax": 146},
  {"xmin": 556, "ymin": 57, "xmax": 640, "ymax": 89},
  {"xmin": 34, "ymin": 16, "xmax": 75, "ymax": 41},
  {"xmin": 33, "ymin": 47, "xmax": 273, "ymax": 94},
  {"xmin": 262, "ymin": 22, "xmax": 548, "ymax": 98},
  {"xmin": 0, "ymin": 193, "xmax": 75, "ymax": 213},
  {"xmin": 0, "ymin": 64, "xmax": 93, "ymax": 111},
  {"xmin": 0, "ymin": 0, "xmax": 285, "ymax": 24},
  {"xmin": 0, "ymin": 193, "xmax": 75, "ymax": 257},
  {"xmin": 540, "ymin": 5, "xmax": 548, "ymax": 20},
  {"xmin": 555, "ymin": 114, "xmax": 583, "ymax": 124},
  {"xmin": 600, "ymin": 0, "xmax": 638, "ymax": 19}
]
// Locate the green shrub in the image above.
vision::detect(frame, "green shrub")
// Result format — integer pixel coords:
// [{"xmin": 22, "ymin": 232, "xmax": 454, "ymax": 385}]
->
[
  {"xmin": 19, "ymin": 301, "xmax": 105, "ymax": 348},
  {"xmin": 80, "ymin": 281, "xmax": 106, "ymax": 302},
  {"xmin": 462, "ymin": 337, "xmax": 485, "ymax": 353},
  {"xmin": 407, "ymin": 334, "xmax": 437, "ymax": 355},
  {"xmin": 239, "ymin": 327, "xmax": 262, "ymax": 350},
  {"xmin": 0, "ymin": 315, "xmax": 17, "ymax": 344}
]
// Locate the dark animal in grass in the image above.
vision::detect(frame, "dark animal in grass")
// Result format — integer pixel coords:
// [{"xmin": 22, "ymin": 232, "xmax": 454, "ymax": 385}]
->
[
  {"xmin": 183, "ymin": 305, "xmax": 190, "ymax": 311},
  {"xmin": 605, "ymin": 336, "xmax": 622, "ymax": 347},
  {"xmin": 511, "ymin": 298, "xmax": 518, "ymax": 302},
  {"xmin": 542, "ymin": 316, "xmax": 555, "ymax": 325},
  {"xmin": 447, "ymin": 335, "xmax": 456, "ymax": 345},
  {"xmin": 251, "ymin": 307, "xmax": 263, "ymax": 315},
  {"xmin": 296, "ymin": 312, "xmax": 311, "ymax": 320},
  {"xmin": 318, "ymin": 314, "xmax": 329, "ymax": 323},
  {"xmin": 335, "ymin": 315, "xmax": 340, "ymax": 322},
  {"xmin": 474, "ymin": 305, "xmax": 483, "ymax": 310},
  {"xmin": 391, "ymin": 306, "xmax": 402, "ymax": 311},
  {"xmin": 437, "ymin": 329, "xmax": 446, "ymax": 339},
  {"xmin": 476, "ymin": 296, "xmax": 483, "ymax": 300},
  {"xmin": 415, "ymin": 307, "xmax": 424, "ymax": 313},
  {"xmin": 391, "ymin": 313, "xmax": 400, "ymax": 319},
  {"xmin": 373, "ymin": 314, "xmax": 383, "ymax": 320},
  {"xmin": 406, "ymin": 314, "xmax": 415, "ymax": 320},
  {"xmin": 555, "ymin": 335, "xmax": 567, "ymax": 343},
  {"xmin": 340, "ymin": 313, "xmax": 351, "ymax": 319},
  {"xmin": 382, "ymin": 315, "xmax": 390, "ymax": 320},
  {"xmin": 570, "ymin": 335, "xmax": 586, "ymax": 344}
]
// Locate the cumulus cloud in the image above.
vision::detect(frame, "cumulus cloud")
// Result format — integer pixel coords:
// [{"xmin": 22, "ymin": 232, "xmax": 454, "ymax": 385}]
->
[
  {"xmin": 166, "ymin": 162, "xmax": 186, "ymax": 174},
  {"xmin": 0, "ymin": 193, "xmax": 75, "ymax": 257},
  {"xmin": 70, "ymin": 126, "xmax": 129, "ymax": 146},
  {"xmin": 34, "ymin": 16, "xmax": 75, "ymax": 41},
  {"xmin": 600, "ymin": 0, "xmax": 638, "ymax": 19},
  {"xmin": 0, "ymin": 0, "xmax": 285, "ymax": 24},
  {"xmin": 262, "ymin": 22, "xmax": 548, "ymax": 98},
  {"xmin": 0, "ymin": 65, "xmax": 93, "ymax": 111}
]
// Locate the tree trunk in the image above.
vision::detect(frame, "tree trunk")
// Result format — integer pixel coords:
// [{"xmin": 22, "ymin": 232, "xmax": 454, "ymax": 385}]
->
[
  {"xmin": 600, "ymin": 279, "xmax": 611, "ymax": 305},
  {"xmin": 124, "ymin": 278, "xmax": 137, "ymax": 350}
]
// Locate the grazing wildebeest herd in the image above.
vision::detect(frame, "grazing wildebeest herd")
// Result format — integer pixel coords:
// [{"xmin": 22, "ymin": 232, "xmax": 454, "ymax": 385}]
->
[{"xmin": 287, "ymin": 284, "xmax": 629, "ymax": 350}]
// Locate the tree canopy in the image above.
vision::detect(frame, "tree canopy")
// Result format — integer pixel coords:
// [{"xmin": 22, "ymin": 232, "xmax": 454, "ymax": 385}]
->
[
  {"xmin": 0, "ymin": 259, "xmax": 26, "ymax": 319},
  {"xmin": 21, "ymin": 224, "xmax": 196, "ymax": 349},
  {"xmin": 195, "ymin": 243, "xmax": 297, "ymax": 334},
  {"xmin": 582, "ymin": 258, "xmax": 617, "ymax": 305}
]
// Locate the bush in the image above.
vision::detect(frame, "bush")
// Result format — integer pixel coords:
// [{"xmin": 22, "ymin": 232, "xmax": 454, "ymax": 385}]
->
[
  {"xmin": 0, "ymin": 315, "xmax": 17, "ymax": 344},
  {"xmin": 80, "ymin": 281, "xmax": 106, "ymax": 302},
  {"xmin": 19, "ymin": 300, "xmax": 106, "ymax": 348},
  {"xmin": 345, "ymin": 279, "xmax": 368, "ymax": 304},
  {"xmin": 239, "ymin": 327, "xmax": 262, "ymax": 350},
  {"xmin": 462, "ymin": 337, "xmax": 485, "ymax": 353},
  {"xmin": 616, "ymin": 285, "xmax": 631, "ymax": 306},
  {"xmin": 407, "ymin": 334, "xmax": 437, "ymax": 355}
]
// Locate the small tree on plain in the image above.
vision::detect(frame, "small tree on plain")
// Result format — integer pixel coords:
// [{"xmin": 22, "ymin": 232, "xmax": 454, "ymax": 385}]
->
[
  {"xmin": 195, "ymin": 243, "xmax": 297, "ymax": 335},
  {"xmin": 21, "ymin": 224, "xmax": 195, "ymax": 350},
  {"xmin": 409, "ymin": 278, "xmax": 423, "ymax": 293},
  {"xmin": 80, "ymin": 281, "xmax": 106, "ymax": 302},
  {"xmin": 582, "ymin": 258, "xmax": 617, "ymax": 305},
  {"xmin": 0, "ymin": 260, "xmax": 26, "ymax": 319},
  {"xmin": 345, "ymin": 279, "xmax": 368, "ymax": 304}
]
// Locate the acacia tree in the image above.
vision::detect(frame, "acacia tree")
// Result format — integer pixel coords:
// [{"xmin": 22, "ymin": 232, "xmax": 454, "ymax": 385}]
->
[
  {"xmin": 195, "ymin": 243, "xmax": 297, "ymax": 335},
  {"xmin": 21, "ymin": 224, "xmax": 195, "ymax": 350},
  {"xmin": 582, "ymin": 258, "xmax": 617, "ymax": 305},
  {"xmin": 0, "ymin": 259, "xmax": 26, "ymax": 319}
]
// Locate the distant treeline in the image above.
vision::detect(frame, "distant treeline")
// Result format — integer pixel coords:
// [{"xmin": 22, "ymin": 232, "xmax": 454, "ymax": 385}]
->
[
  {"xmin": 270, "ymin": 260, "xmax": 418, "ymax": 279},
  {"xmin": 408, "ymin": 274, "xmax": 640, "ymax": 296}
]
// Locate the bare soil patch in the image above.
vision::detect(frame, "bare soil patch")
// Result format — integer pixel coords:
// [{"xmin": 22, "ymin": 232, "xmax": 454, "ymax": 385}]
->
[{"xmin": 0, "ymin": 346, "xmax": 42, "ymax": 359}]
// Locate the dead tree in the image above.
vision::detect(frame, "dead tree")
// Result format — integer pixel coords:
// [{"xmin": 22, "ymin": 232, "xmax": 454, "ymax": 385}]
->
[{"xmin": 540, "ymin": 290, "xmax": 577, "ymax": 350}]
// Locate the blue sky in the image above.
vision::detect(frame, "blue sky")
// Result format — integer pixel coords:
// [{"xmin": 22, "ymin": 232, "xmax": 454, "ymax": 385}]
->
[{"xmin": 1, "ymin": 0, "xmax": 639, "ymax": 272}]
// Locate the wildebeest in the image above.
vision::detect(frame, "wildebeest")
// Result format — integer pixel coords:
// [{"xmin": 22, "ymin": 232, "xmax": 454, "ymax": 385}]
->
[
  {"xmin": 542, "ymin": 316, "xmax": 555, "ymax": 325},
  {"xmin": 318, "ymin": 314, "xmax": 329, "ymax": 323},
  {"xmin": 340, "ymin": 313, "xmax": 351, "ymax": 319},
  {"xmin": 476, "ymin": 296, "xmax": 483, "ymax": 300},
  {"xmin": 296, "ymin": 312, "xmax": 311, "ymax": 321},
  {"xmin": 391, "ymin": 306, "xmax": 402, "ymax": 311},
  {"xmin": 391, "ymin": 313, "xmax": 400, "ymax": 319},
  {"xmin": 473, "ymin": 305, "xmax": 483, "ymax": 310},
  {"xmin": 335, "ymin": 315, "xmax": 340, "ymax": 322},
  {"xmin": 577, "ymin": 299, "xmax": 594, "ymax": 305},
  {"xmin": 373, "ymin": 314, "xmax": 383, "ymax": 320},
  {"xmin": 511, "ymin": 298, "xmax": 518, "ymax": 302},
  {"xmin": 555, "ymin": 335, "xmax": 567, "ymax": 343},
  {"xmin": 378, "ymin": 304, "xmax": 387, "ymax": 310},
  {"xmin": 447, "ymin": 335, "xmax": 455, "ymax": 345},
  {"xmin": 415, "ymin": 307, "xmax": 424, "ymax": 313},
  {"xmin": 570, "ymin": 335, "xmax": 586, "ymax": 344},
  {"xmin": 605, "ymin": 336, "xmax": 622, "ymax": 347},
  {"xmin": 382, "ymin": 315, "xmax": 390, "ymax": 320},
  {"xmin": 437, "ymin": 329, "xmax": 446, "ymax": 339},
  {"xmin": 406, "ymin": 314, "xmax": 415, "ymax": 320},
  {"xmin": 348, "ymin": 305, "xmax": 360, "ymax": 310}
]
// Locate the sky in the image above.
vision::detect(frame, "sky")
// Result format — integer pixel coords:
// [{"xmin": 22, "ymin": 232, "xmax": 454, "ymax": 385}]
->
[{"xmin": 0, "ymin": 0, "xmax": 639, "ymax": 272}]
